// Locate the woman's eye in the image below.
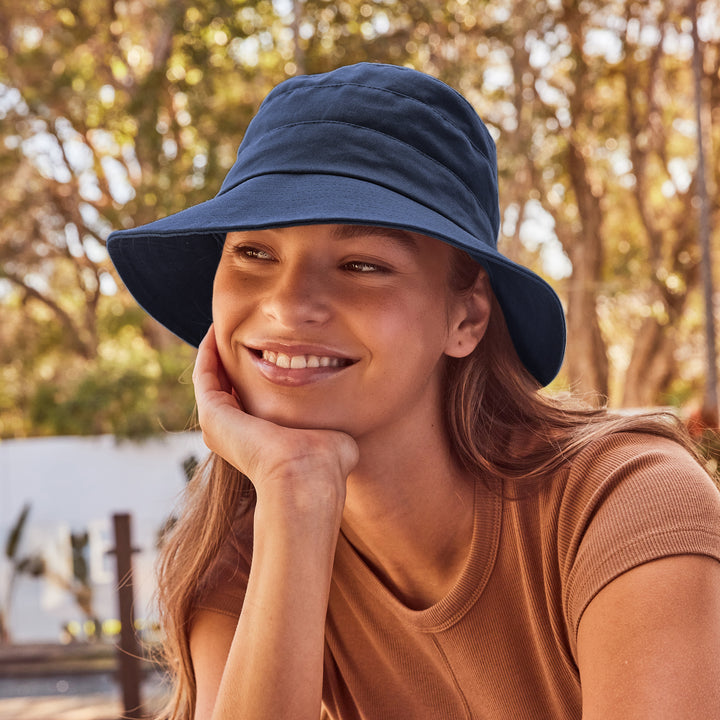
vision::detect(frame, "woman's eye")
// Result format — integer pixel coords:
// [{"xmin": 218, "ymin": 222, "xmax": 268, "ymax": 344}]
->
[
  {"xmin": 343, "ymin": 260, "xmax": 389, "ymax": 274},
  {"xmin": 235, "ymin": 246, "xmax": 274, "ymax": 261}
]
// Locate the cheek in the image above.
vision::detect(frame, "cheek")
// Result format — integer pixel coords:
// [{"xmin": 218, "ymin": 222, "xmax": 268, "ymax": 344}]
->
[
  {"xmin": 211, "ymin": 290, "xmax": 231, "ymax": 346},
  {"xmin": 211, "ymin": 271, "xmax": 226, "ymax": 325},
  {"xmin": 366, "ymin": 297, "xmax": 451, "ymax": 361},
  {"xmin": 212, "ymin": 270, "xmax": 248, "ymax": 330},
  {"xmin": 211, "ymin": 283, "xmax": 246, "ymax": 371}
]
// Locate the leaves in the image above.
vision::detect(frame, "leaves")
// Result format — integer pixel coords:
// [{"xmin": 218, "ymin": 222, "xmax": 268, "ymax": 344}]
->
[{"xmin": 0, "ymin": 0, "xmax": 718, "ymax": 437}]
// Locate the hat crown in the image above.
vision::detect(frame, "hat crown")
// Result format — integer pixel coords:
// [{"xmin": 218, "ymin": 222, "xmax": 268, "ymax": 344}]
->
[{"xmin": 219, "ymin": 63, "xmax": 500, "ymax": 248}]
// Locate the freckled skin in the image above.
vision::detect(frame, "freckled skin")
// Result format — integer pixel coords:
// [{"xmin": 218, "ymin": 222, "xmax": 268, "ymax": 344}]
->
[{"xmin": 212, "ymin": 224, "xmax": 467, "ymax": 444}]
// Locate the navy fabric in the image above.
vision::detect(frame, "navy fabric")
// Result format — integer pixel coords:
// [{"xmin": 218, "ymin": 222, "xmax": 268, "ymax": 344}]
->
[{"xmin": 107, "ymin": 63, "xmax": 566, "ymax": 385}]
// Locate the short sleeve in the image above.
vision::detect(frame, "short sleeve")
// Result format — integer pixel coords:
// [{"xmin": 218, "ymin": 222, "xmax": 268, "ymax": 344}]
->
[
  {"xmin": 194, "ymin": 508, "xmax": 254, "ymax": 619},
  {"xmin": 558, "ymin": 433, "xmax": 720, "ymax": 657}
]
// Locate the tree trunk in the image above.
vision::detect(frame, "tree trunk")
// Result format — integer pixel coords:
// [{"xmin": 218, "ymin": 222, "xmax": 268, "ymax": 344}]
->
[
  {"xmin": 561, "ymin": 142, "xmax": 609, "ymax": 401},
  {"xmin": 559, "ymin": 2, "xmax": 609, "ymax": 401},
  {"xmin": 622, "ymin": 316, "xmax": 676, "ymax": 407}
]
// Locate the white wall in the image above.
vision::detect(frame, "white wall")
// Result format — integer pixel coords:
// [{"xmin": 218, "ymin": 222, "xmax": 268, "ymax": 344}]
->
[{"xmin": 0, "ymin": 432, "xmax": 208, "ymax": 642}]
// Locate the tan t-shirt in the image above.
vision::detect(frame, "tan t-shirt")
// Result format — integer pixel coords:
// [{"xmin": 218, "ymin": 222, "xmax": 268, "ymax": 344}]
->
[{"xmin": 196, "ymin": 433, "xmax": 720, "ymax": 719}]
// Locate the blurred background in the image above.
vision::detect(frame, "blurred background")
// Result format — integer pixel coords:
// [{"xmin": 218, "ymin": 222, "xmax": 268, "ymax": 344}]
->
[{"xmin": 0, "ymin": 0, "xmax": 719, "ymax": 717}]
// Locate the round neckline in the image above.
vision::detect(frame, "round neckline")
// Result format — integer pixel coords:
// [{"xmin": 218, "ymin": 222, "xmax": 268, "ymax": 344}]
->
[{"xmin": 334, "ymin": 477, "xmax": 503, "ymax": 632}]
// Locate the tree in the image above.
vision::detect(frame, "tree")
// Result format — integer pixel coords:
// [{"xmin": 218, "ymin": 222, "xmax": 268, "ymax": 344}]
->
[
  {"xmin": 1, "ymin": 0, "xmax": 718, "ymax": 436},
  {"xmin": 451, "ymin": 0, "xmax": 719, "ymax": 407}
]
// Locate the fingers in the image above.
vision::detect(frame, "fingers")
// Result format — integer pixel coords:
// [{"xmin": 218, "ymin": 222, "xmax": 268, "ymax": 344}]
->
[
  {"xmin": 191, "ymin": 326, "xmax": 359, "ymax": 499},
  {"xmin": 193, "ymin": 325, "xmax": 232, "ymax": 397},
  {"xmin": 192, "ymin": 325, "xmax": 281, "ymax": 473},
  {"xmin": 193, "ymin": 325, "xmax": 247, "ymax": 461}
]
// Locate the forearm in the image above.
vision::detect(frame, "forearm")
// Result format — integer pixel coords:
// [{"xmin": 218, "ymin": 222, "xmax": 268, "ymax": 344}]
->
[
  {"xmin": 192, "ymin": 327, "xmax": 358, "ymax": 719},
  {"xmin": 209, "ymin": 497, "xmax": 342, "ymax": 720}
]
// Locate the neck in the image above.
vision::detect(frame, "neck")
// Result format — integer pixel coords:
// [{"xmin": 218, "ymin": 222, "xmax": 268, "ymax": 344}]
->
[{"xmin": 340, "ymin": 418, "xmax": 475, "ymax": 610}]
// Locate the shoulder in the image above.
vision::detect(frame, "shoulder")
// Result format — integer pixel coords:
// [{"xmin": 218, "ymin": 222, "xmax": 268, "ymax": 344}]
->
[
  {"xmin": 567, "ymin": 429, "xmax": 710, "ymax": 482},
  {"xmin": 559, "ymin": 430, "xmax": 719, "ymax": 523},
  {"xmin": 551, "ymin": 431, "xmax": 720, "ymax": 547},
  {"xmin": 552, "ymin": 431, "xmax": 720, "ymax": 646}
]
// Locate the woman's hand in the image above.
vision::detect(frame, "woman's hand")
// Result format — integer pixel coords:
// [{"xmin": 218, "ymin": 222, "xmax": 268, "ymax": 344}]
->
[
  {"xmin": 193, "ymin": 325, "xmax": 359, "ymax": 520},
  {"xmin": 191, "ymin": 326, "xmax": 360, "ymax": 720}
]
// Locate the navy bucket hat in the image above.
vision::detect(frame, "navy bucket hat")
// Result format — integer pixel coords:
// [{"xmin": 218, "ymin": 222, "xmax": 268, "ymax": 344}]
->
[{"xmin": 107, "ymin": 62, "xmax": 566, "ymax": 385}]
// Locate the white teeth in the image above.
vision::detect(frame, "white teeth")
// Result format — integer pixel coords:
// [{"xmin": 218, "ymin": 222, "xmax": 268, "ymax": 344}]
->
[{"xmin": 261, "ymin": 350, "xmax": 345, "ymax": 369}]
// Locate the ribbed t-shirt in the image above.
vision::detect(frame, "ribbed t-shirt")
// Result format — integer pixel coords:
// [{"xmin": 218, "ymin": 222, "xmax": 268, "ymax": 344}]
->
[{"xmin": 195, "ymin": 432, "xmax": 720, "ymax": 719}]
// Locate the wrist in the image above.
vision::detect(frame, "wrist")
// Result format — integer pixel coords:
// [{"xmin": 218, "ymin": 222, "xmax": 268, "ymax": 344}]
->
[{"xmin": 254, "ymin": 482, "xmax": 346, "ymax": 537}]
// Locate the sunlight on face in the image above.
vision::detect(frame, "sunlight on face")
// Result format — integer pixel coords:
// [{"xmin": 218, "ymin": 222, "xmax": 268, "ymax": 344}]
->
[{"xmin": 211, "ymin": 224, "xmax": 485, "ymax": 441}]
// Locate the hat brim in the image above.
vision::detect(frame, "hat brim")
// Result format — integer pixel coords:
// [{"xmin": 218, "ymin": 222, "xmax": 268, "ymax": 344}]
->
[{"xmin": 107, "ymin": 173, "xmax": 565, "ymax": 385}]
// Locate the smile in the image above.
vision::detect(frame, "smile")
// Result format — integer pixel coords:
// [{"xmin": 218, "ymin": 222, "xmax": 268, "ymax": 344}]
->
[{"xmin": 257, "ymin": 350, "xmax": 354, "ymax": 369}]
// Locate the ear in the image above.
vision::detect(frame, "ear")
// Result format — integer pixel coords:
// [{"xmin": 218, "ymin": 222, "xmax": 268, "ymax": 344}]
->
[{"xmin": 444, "ymin": 270, "xmax": 492, "ymax": 359}]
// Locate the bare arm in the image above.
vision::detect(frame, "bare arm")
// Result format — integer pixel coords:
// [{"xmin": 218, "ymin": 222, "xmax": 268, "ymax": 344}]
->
[
  {"xmin": 191, "ymin": 610, "xmax": 237, "ymax": 720},
  {"xmin": 578, "ymin": 554, "xmax": 720, "ymax": 719},
  {"xmin": 191, "ymin": 327, "xmax": 359, "ymax": 720}
]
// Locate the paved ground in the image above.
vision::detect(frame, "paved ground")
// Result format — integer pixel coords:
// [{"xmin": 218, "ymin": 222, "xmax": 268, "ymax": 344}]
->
[
  {"xmin": 0, "ymin": 688, "xmax": 168, "ymax": 720},
  {"xmin": 0, "ymin": 693, "xmax": 125, "ymax": 720},
  {"xmin": 0, "ymin": 643, "xmax": 168, "ymax": 719}
]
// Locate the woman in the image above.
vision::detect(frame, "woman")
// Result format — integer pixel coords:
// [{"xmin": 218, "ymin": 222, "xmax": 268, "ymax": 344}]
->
[{"xmin": 108, "ymin": 63, "xmax": 720, "ymax": 719}]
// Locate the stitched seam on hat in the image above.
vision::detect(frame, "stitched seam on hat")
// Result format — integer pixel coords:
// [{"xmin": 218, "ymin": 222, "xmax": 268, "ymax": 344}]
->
[
  {"xmin": 235, "ymin": 120, "xmax": 496, "ymax": 232},
  {"xmin": 277, "ymin": 82, "xmax": 494, "ymax": 163},
  {"xmin": 224, "ymin": 167, "xmax": 489, "ymax": 242}
]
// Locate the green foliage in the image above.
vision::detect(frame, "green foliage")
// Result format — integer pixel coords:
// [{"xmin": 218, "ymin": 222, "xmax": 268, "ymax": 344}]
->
[
  {"xmin": 0, "ymin": 0, "xmax": 718, "ymax": 437},
  {"xmin": 0, "ymin": 283, "xmax": 196, "ymax": 437},
  {"xmin": 25, "ymin": 327, "xmax": 196, "ymax": 439}
]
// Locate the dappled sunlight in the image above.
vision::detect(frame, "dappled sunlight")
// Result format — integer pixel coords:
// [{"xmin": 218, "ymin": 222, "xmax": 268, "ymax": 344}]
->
[{"xmin": 0, "ymin": 0, "xmax": 717, "ymax": 428}]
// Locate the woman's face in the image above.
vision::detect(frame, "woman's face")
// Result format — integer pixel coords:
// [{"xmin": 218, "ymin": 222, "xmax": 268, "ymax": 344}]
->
[{"xmin": 212, "ymin": 224, "xmax": 486, "ymax": 443}]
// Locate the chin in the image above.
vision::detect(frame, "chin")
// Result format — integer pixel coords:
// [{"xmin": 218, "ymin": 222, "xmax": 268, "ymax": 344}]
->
[{"xmin": 247, "ymin": 400, "xmax": 351, "ymax": 434}]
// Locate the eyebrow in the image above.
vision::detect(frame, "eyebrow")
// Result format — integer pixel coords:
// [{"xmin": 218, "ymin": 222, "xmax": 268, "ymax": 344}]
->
[{"xmin": 330, "ymin": 225, "xmax": 421, "ymax": 253}]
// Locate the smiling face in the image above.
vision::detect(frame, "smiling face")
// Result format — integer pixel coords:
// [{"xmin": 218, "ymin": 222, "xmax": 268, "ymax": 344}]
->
[{"xmin": 211, "ymin": 224, "xmax": 489, "ymax": 444}]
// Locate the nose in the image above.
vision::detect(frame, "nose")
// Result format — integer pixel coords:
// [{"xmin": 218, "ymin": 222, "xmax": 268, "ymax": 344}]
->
[{"xmin": 260, "ymin": 261, "xmax": 331, "ymax": 328}]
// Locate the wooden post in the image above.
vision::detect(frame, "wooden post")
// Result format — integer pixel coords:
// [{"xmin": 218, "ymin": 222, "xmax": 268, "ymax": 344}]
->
[{"xmin": 110, "ymin": 512, "xmax": 143, "ymax": 719}]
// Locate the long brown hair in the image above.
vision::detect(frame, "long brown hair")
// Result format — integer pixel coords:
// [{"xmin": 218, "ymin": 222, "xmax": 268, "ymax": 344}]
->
[
  {"xmin": 154, "ymin": 249, "xmax": 702, "ymax": 719},
  {"xmin": 444, "ymin": 251, "xmax": 698, "ymax": 493}
]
